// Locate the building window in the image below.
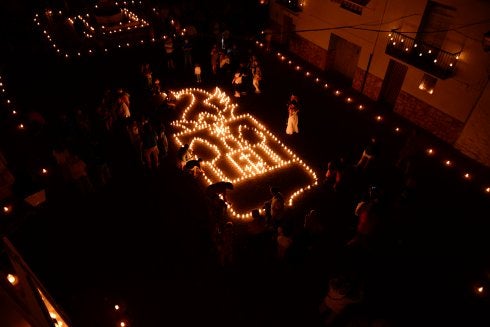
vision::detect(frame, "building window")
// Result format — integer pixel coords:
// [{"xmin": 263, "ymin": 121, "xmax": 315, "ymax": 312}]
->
[
  {"xmin": 331, "ymin": 0, "xmax": 370, "ymax": 15},
  {"xmin": 418, "ymin": 74, "xmax": 437, "ymax": 94}
]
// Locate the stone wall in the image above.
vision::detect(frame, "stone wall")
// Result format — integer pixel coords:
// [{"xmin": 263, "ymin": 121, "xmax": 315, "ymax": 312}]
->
[
  {"xmin": 352, "ymin": 67, "xmax": 382, "ymax": 101},
  {"xmin": 394, "ymin": 91, "xmax": 464, "ymax": 144},
  {"xmin": 289, "ymin": 35, "xmax": 328, "ymax": 71}
]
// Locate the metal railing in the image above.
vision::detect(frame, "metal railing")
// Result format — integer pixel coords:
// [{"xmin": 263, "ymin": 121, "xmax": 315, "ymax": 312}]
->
[{"xmin": 385, "ymin": 30, "xmax": 460, "ymax": 79}]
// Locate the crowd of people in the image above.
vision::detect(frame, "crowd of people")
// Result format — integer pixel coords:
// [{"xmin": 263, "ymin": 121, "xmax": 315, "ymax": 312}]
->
[{"xmin": 2, "ymin": 6, "xmax": 488, "ymax": 326}]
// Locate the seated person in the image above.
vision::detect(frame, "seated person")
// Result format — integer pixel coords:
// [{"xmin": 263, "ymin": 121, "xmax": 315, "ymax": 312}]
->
[{"xmin": 176, "ymin": 144, "xmax": 194, "ymax": 169}]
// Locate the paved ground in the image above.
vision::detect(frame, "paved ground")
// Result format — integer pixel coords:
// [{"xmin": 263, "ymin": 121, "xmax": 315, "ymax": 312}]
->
[{"xmin": 2, "ymin": 3, "xmax": 490, "ymax": 327}]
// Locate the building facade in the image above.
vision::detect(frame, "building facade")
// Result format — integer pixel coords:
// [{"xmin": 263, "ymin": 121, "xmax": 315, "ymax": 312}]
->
[{"xmin": 268, "ymin": 0, "xmax": 490, "ymax": 167}]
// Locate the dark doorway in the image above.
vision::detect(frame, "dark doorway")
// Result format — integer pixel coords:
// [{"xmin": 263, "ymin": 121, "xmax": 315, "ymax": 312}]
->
[
  {"xmin": 282, "ymin": 15, "xmax": 295, "ymax": 47},
  {"xmin": 378, "ymin": 59, "xmax": 407, "ymax": 109},
  {"xmin": 327, "ymin": 33, "xmax": 361, "ymax": 86}
]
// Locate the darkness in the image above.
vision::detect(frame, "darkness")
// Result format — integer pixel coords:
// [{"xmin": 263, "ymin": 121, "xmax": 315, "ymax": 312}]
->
[{"xmin": 1, "ymin": 1, "xmax": 490, "ymax": 327}]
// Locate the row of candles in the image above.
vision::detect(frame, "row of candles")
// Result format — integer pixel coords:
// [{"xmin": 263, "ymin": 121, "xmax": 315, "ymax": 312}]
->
[
  {"xmin": 0, "ymin": 74, "xmax": 49, "ymax": 216},
  {"xmin": 255, "ymin": 40, "xmax": 490, "ymax": 196},
  {"xmin": 254, "ymin": 37, "xmax": 490, "ymax": 300},
  {"xmin": 1, "ymin": 74, "xmax": 136, "ymax": 325},
  {"xmin": 34, "ymin": 6, "xmax": 161, "ymax": 59},
  {"xmin": 35, "ymin": 2, "xmax": 192, "ymax": 60},
  {"xmin": 171, "ymin": 87, "xmax": 318, "ymax": 219}
]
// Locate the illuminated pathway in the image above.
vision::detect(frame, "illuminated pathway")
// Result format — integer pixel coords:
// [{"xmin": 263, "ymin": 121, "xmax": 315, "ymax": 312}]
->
[{"xmin": 171, "ymin": 87, "xmax": 318, "ymax": 219}]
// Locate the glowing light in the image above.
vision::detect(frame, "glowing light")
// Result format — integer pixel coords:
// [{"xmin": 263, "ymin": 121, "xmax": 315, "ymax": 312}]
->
[
  {"xmin": 346, "ymin": 97, "xmax": 352, "ymax": 103},
  {"xmin": 115, "ymin": 305, "xmax": 120, "ymax": 310},
  {"xmin": 485, "ymin": 187, "xmax": 490, "ymax": 193},
  {"xmin": 171, "ymin": 88, "xmax": 317, "ymax": 219},
  {"xmin": 41, "ymin": 168, "xmax": 48, "ymax": 175},
  {"xmin": 7, "ymin": 274, "xmax": 18, "ymax": 285},
  {"xmin": 464, "ymin": 173, "xmax": 471, "ymax": 180},
  {"xmin": 335, "ymin": 90, "xmax": 340, "ymax": 96},
  {"xmin": 445, "ymin": 160, "xmax": 451, "ymax": 166},
  {"xmin": 426, "ymin": 148, "xmax": 434, "ymax": 155},
  {"xmin": 3, "ymin": 205, "xmax": 11, "ymax": 213},
  {"xmin": 477, "ymin": 286, "xmax": 484, "ymax": 293},
  {"xmin": 358, "ymin": 104, "xmax": 364, "ymax": 110},
  {"xmin": 394, "ymin": 127, "xmax": 400, "ymax": 132},
  {"xmin": 375, "ymin": 115, "xmax": 382, "ymax": 121},
  {"xmin": 120, "ymin": 322, "xmax": 126, "ymax": 327}
]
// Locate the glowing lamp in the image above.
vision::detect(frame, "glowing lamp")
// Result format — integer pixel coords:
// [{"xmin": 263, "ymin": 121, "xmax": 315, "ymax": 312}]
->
[
  {"xmin": 464, "ymin": 173, "xmax": 471, "ymax": 179},
  {"xmin": 444, "ymin": 160, "xmax": 451, "ymax": 166},
  {"xmin": 115, "ymin": 304, "xmax": 120, "ymax": 310},
  {"xmin": 426, "ymin": 148, "xmax": 434, "ymax": 155},
  {"xmin": 41, "ymin": 168, "xmax": 48, "ymax": 175},
  {"xmin": 7, "ymin": 274, "xmax": 18, "ymax": 285}
]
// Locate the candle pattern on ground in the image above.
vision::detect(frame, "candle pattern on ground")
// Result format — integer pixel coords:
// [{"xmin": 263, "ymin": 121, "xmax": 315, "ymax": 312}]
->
[{"xmin": 171, "ymin": 87, "xmax": 318, "ymax": 219}]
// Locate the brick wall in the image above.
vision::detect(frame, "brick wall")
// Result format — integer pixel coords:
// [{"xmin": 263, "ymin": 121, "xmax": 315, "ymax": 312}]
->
[
  {"xmin": 289, "ymin": 35, "xmax": 328, "ymax": 71},
  {"xmin": 394, "ymin": 91, "xmax": 463, "ymax": 144},
  {"xmin": 352, "ymin": 67, "xmax": 382, "ymax": 101}
]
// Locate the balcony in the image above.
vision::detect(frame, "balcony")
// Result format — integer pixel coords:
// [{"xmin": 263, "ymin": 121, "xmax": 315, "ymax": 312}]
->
[
  {"xmin": 385, "ymin": 31, "xmax": 460, "ymax": 79},
  {"xmin": 331, "ymin": 0, "xmax": 370, "ymax": 15},
  {"xmin": 277, "ymin": 0, "xmax": 304, "ymax": 13}
]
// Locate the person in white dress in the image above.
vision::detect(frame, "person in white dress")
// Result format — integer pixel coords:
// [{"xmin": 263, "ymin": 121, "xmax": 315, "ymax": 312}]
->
[{"xmin": 286, "ymin": 99, "xmax": 299, "ymax": 134}]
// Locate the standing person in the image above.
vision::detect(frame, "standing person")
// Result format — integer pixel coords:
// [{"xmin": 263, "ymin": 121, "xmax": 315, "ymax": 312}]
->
[
  {"xmin": 156, "ymin": 122, "xmax": 169, "ymax": 159},
  {"xmin": 194, "ymin": 63, "xmax": 202, "ymax": 83},
  {"xmin": 286, "ymin": 97, "xmax": 299, "ymax": 135},
  {"xmin": 164, "ymin": 37, "xmax": 176, "ymax": 71},
  {"xmin": 182, "ymin": 39, "xmax": 193, "ymax": 70},
  {"xmin": 252, "ymin": 66, "xmax": 262, "ymax": 94},
  {"xmin": 232, "ymin": 70, "xmax": 243, "ymax": 97},
  {"xmin": 141, "ymin": 122, "xmax": 159, "ymax": 170},
  {"xmin": 210, "ymin": 44, "xmax": 219, "ymax": 75}
]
